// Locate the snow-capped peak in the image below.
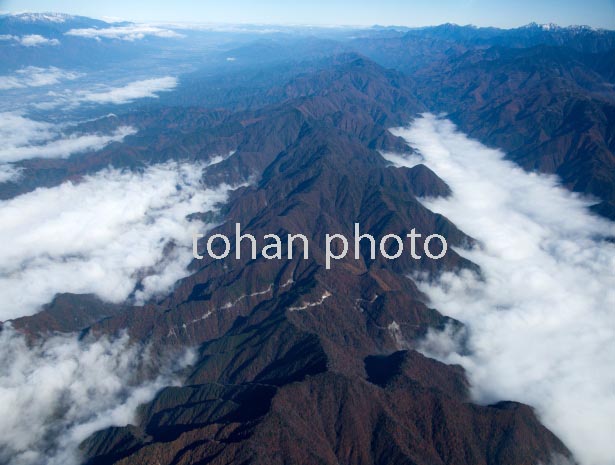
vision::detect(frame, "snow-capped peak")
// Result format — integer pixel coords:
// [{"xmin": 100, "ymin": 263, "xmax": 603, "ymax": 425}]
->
[
  {"xmin": 5, "ymin": 12, "xmax": 74, "ymax": 23},
  {"xmin": 521, "ymin": 22, "xmax": 602, "ymax": 32},
  {"xmin": 539, "ymin": 22, "xmax": 559, "ymax": 31}
]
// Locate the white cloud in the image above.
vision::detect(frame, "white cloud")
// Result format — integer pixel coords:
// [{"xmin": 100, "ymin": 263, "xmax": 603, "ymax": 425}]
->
[
  {"xmin": 2, "ymin": 126, "xmax": 135, "ymax": 161},
  {"xmin": 0, "ymin": 34, "xmax": 60, "ymax": 46},
  {"xmin": 0, "ymin": 113, "xmax": 56, "ymax": 155},
  {"xmin": 65, "ymin": 24, "xmax": 183, "ymax": 41},
  {"xmin": 0, "ymin": 66, "xmax": 81, "ymax": 90},
  {"xmin": 0, "ymin": 161, "xmax": 234, "ymax": 320},
  {"xmin": 385, "ymin": 114, "xmax": 615, "ymax": 465},
  {"xmin": 151, "ymin": 22, "xmax": 291, "ymax": 34},
  {"xmin": 20, "ymin": 34, "xmax": 60, "ymax": 46},
  {"xmin": 33, "ymin": 77, "xmax": 178, "ymax": 109},
  {"xmin": 77, "ymin": 76, "xmax": 178, "ymax": 105},
  {"xmin": 0, "ymin": 164, "xmax": 22, "ymax": 184},
  {"xmin": 0, "ymin": 113, "xmax": 136, "ymax": 163},
  {"xmin": 0, "ymin": 325, "xmax": 195, "ymax": 465}
]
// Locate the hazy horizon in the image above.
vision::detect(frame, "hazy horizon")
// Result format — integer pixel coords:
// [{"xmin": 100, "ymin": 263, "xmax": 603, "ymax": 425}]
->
[{"xmin": 1, "ymin": 0, "xmax": 614, "ymax": 29}]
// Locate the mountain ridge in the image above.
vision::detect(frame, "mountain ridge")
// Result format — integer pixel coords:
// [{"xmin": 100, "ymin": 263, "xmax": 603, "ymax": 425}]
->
[{"xmin": 3, "ymin": 16, "xmax": 614, "ymax": 464}]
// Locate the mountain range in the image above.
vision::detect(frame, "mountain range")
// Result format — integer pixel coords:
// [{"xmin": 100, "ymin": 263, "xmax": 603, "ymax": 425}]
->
[{"xmin": 1, "ymin": 12, "xmax": 614, "ymax": 465}]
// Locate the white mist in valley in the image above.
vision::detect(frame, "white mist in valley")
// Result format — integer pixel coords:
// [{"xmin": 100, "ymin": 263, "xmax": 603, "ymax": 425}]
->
[
  {"xmin": 385, "ymin": 114, "xmax": 615, "ymax": 465},
  {"xmin": 0, "ymin": 160, "xmax": 221, "ymax": 463},
  {"xmin": 0, "ymin": 326, "xmax": 194, "ymax": 465},
  {"xmin": 0, "ymin": 113, "xmax": 136, "ymax": 163},
  {"xmin": 0, "ymin": 155, "xmax": 230, "ymax": 464},
  {"xmin": 0, "ymin": 161, "xmax": 234, "ymax": 320}
]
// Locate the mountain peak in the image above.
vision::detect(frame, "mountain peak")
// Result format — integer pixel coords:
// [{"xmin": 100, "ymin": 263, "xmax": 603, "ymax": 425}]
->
[
  {"xmin": 520, "ymin": 21, "xmax": 602, "ymax": 32},
  {"xmin": 3, "ymin": 12, "xmax": 74, "ymax": 23}
]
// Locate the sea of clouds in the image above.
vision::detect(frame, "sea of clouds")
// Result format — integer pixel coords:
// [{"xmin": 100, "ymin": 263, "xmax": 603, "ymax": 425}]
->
[
  {"xmin": 0, "ymin": 161, "xmax": 233, "ymax": 320},
  {"xmin": 0, "ymin": 156, "xmax": 233, "ymax": 464},
  {"xmin": 385, "ymin": 114, "xmax": 615, "ymax": 465},
  {"xmin": 0, "ymin": 28, "xmax": 207, "ymax": 465},
  {"xmin": 0, "ymin": 326, "xmax": 195, "ymax": 465}
]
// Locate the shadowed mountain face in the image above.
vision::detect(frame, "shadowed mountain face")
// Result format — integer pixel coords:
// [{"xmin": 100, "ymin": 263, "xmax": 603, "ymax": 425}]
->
[{"xmin": 3, "ymin": 16, "xmax": 614, "ymax": 465}]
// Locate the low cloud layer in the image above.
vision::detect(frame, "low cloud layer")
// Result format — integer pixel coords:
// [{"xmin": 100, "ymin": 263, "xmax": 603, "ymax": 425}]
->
[
  {"xmin": 0, "ymin": 161, "xmax": 233, "ymax": 320},
  {"xmin": 0, "ymin": 113, "xmax": 135, "ymax": 163},
  {"xmin": 77, "ymin": 76, "xmax": 178, "ymax": 105},
  {"xmin": 0, "ymin": 67, "xmax": 81, "ymax": 90},
  {"xmin": 33, "ymin": 77, "xmax": 178, "ymax": 109},
  {"xmin": 0, "ymin": 34, "xmax": 60, "ymax": 46},
  {"xmin": 386, "ymin": 114, "xmax": 615, "ymax": 465},
  {"xmin": 65, "ymin": 25, "xmax": 183, "ymax": 41},
  {"xmin": 0, "ymin": 325, "xmax": 194, "ymax": 465}
]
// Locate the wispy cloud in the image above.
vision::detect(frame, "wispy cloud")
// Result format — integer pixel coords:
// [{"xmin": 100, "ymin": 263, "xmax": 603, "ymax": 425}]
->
[
  {"xmin": 0, "ymin": 66, "xmax": 81, "ymax": 90},
  {"xmin": 0, "ymin": 164, "xmax": 22, "ymax": 184},
  {"xmin": 65, "ymin": 24, "xmax": 183, "ymax": 41},
  {"xmin": 33, "ymin": 77, "xmax": 178, "ymax": 109},
  {"xmin": 0, "ymin": 113, "xmax": 54, "ymax": 149},
  {"xmin": 0, "ymin": 161, "xmax": 233, "ymax": 320},
  {"xmin": 0, "ymin": 113, "xmax": 136, "ymax": 163},
  {"xmin": 77, "ymin": 76, "xmax": 178, "ymax": 104},
  {"xmin": 386, "ymin": 114, "xmax": 615, "ymax": 465},
  {"xmin": 154, "ymin": 22, "xmax": 286, "ymax": 34},
  {"xmin": 0, "ymin": 325, "xmax": 194, "ymax": 465},
  {"xmin": 0, "ymin": 34, "xmax": 60, "ymax": 46}
]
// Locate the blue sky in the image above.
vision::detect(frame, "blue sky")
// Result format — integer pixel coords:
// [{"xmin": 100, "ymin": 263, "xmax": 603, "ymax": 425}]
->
[{"xmin": 1, "ymin": 0, "xmax": 614, "ymax": 28}]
